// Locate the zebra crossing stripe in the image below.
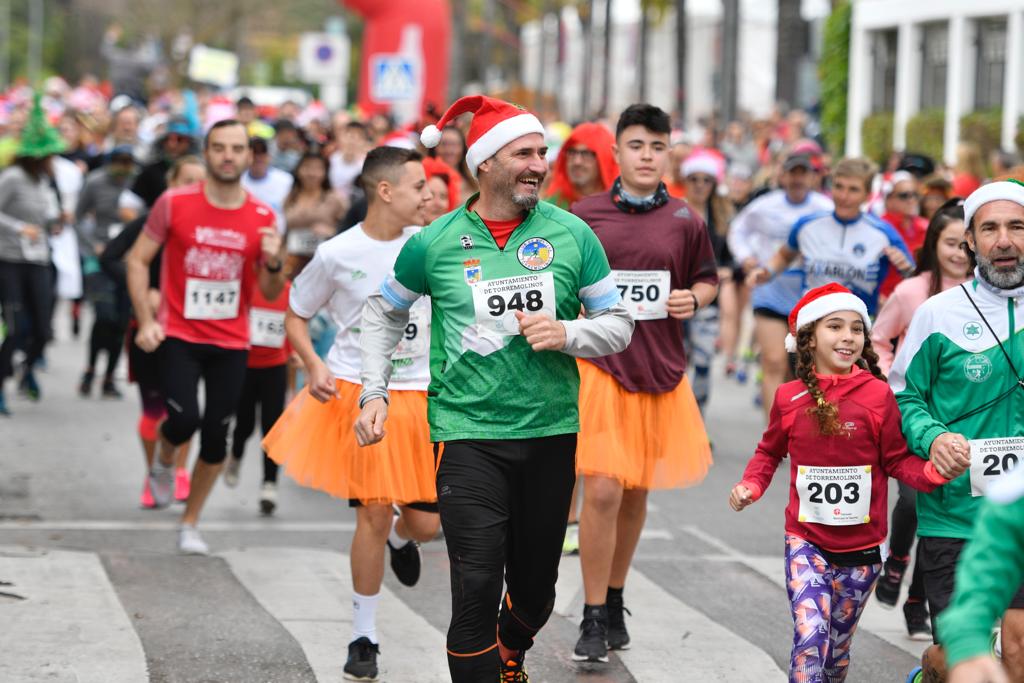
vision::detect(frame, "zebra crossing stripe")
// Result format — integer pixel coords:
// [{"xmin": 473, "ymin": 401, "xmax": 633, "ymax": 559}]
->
[
  {"xmin": 223, "ymin": 547, "xmax": 450, "ymax": 682},
  {"xmin": 555, "ymin": 555, "xmax": 786, "ymax": 681},
  {"xmin": 0, "ymin": 547, "xmax": 148, "ymax": 683}
]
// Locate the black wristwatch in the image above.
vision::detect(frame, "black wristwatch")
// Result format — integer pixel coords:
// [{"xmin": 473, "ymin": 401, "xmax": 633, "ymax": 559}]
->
[{"xmin": 691, "ymin": 292, "xmax": 700, "ymax": 312}]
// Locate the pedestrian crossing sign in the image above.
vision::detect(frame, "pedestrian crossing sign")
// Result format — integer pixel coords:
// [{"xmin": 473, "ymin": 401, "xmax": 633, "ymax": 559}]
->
[{"xmin": 370, "ymin": 55, "xmax": 416, "ymax": 102}]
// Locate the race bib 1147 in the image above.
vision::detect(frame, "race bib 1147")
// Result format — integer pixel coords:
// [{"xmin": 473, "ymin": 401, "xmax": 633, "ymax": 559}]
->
[{"xmin": 184, "ymin": 278, "xmax": 241, "ymax": 320}]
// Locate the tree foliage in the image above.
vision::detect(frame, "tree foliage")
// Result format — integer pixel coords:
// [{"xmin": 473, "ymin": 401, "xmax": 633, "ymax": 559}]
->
[
  {"xmin": 818, "ymin": 0, "xmax": 851, "ymax": 154},
  {"xmin": 906, "ymin": 109, "xmax": 946, "ymax": 162},
  {"xmin": 861, "ymin": 112, "xmax": 894, "ymax": 165}
]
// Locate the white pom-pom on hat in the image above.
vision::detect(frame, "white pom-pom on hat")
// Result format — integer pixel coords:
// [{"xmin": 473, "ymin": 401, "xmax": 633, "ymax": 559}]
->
[
  {"xmin": 784, "ymin": 334, "xmax": 797, "ymax": 353},
  {"xmin": 420, "ymin": 124, "xmax": 442, "ymax": 149}
]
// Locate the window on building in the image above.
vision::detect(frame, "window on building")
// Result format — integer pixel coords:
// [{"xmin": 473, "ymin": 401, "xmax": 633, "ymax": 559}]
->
[
  {"xmin": 920, "ymin": 22, "xmax": 949, "ymax": 110},
  {"xmin": 871, "ymin": 29, "xmax": 898, "ymax": 112},
  {"xmin": 975, "ymin": 18, "xmax": 1007, "ymax": 110}
]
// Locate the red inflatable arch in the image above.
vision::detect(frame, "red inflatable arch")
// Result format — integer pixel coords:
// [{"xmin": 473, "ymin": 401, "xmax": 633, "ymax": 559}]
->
[{"xmin": 343, "ymin": 0, "xmax": 451, "ymax": 122}]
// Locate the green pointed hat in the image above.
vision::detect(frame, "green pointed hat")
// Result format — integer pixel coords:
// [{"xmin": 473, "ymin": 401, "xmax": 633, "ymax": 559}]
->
[{"xmin": 16, "ymin": 93, "xmax": 65, "ymax": 159}]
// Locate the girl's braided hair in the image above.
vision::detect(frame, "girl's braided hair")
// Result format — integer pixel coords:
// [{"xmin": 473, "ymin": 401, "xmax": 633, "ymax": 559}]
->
[{"xmin": 793, "ymin": 321, "xmax": 886, "ymax": 436}]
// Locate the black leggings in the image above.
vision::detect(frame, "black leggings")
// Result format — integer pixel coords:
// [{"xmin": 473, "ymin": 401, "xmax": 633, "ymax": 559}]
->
[
  {"xmin": 158, "ymin": 338, "xmax": 248, "ymax": 464},
  {"xmin": 86, "ymin": 273, "xmax": 130, "ymax": 378},
  {"xmin": 890, "ymin": 481, "xmax": 925, "ymax": 601},
  {"xmin": 436, "ymin": 435, "xmax": 577, "ymax": 682},
  {"xmin": 0, "ymin": 260, "xmax": 53, "ymax": 381},
  {"xmin": 231, "ymin": 364, "xmax": 286, "ymax": 483}
]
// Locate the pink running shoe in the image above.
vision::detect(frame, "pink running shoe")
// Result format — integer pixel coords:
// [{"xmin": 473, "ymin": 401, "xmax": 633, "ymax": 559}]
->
[
  {"xmin": 140, "ymin": 480, "xmax": 156, "ymax": 509},
  {"xmin": 175, "ymin": 468, "xmax": 191, "ymax": 502}
]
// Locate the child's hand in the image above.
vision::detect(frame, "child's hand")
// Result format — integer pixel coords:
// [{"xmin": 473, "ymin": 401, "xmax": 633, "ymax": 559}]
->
[{"xmin": 730, "ymin": 484, "xmax": 754, "ymax": 511}]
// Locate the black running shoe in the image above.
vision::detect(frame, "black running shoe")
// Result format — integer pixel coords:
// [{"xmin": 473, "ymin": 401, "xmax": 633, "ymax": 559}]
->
[
  {"xmin": 500, "ymin": 651, "xmax": 529, "ymax": 682},
  {"xmin": 904, "ymin": 599, "xmax": 932, "ymax": 641},
  {"xmin": 572, "ymin": 604, "xmax": 609, "ymax": 663},
  {"xmin": 874, "ymin": 557, "xmax": 907, "ymax": 608},
  {"xmin": 79, "ymin": 371, "xmax": 94, "ymax": 397},
  {"xmin": 101, "ymin": 380, "xmax": 122, "ymax": 399},
  {"xmin": 387, "ymin": 539, "xmax": 421, "ymax": 587},
  {"xmin": 343, "ymin": 637, "xmax": 379, "ymax": 681},
  {"xmin": 607, "ymin": 592, "xmax": 632, "ymax": 650}
]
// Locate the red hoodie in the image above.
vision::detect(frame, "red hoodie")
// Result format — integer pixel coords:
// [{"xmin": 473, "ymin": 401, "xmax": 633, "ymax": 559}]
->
[
  {"xmin": 544, "ymin": 122, "xmax": 618, "ymax": 209},
  {"xmin": 879, "ymin": 211, "xmax": 928, "ymax": 298},
  {"xmin": 740, "ymin": 367, "xmax": 947, "ymax": 553}
]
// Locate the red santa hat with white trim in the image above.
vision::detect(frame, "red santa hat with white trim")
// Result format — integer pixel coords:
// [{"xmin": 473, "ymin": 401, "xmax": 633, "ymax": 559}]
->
[
  {"xmin": 420, "ymin": 95, "xmax": 545, "ymax": 178},
  {"xmin": 784, "ymin": 283, "xmax": 872, "ymax": 353}
]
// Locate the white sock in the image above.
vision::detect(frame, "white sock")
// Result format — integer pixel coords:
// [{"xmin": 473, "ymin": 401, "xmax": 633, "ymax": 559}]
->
[
  {"xmin": 352, "ymin": 591, "xmax": 380, "ymax": 644},
  {"xmin": 387, "ymin": 513, "xmax": 406, "ymax": 548}
]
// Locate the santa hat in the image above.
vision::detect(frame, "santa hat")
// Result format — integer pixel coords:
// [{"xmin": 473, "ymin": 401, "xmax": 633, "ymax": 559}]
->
[
  {"xmin": 420, "ymin": 95, "xmax": 545, "ymax": 178},
  {"xmin": 682, "ymin": 152, "xmax": 724, "ymax": 182},
  {"xmin": 964, "ymin": 179, "xmax": 1024, "ymax": 229},
  {"xmin": 784, "ymin": 283, "xmax": 872, "ymax": 353}
]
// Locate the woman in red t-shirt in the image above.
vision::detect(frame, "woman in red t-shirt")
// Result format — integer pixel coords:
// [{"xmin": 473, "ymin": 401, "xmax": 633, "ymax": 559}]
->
[{"xmin": 223, "ymin": 281, "xmax": 293, "ymax": 515}]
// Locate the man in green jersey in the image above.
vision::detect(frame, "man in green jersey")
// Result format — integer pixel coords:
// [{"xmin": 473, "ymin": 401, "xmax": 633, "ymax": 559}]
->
[
  {"xmin": 355, "ymin": 96, "xmax": 634, "ymax": 682},
  {"xmin": 890, "ymin": 181, "xmax": 1024, "ymax": 683},
  {"xmin": 937, "ymin": 466, "xmax": 1024, "ymax": 683}
]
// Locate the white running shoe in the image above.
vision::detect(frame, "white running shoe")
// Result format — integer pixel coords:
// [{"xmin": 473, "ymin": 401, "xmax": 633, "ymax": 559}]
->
[
  {"xmin": 223, "ymin": 456, "xmax": 241, "ymax": 488},
  {"xmin": 178, "ymin": 525, "xmax": 209, "ymax": 555},
  {"xmin": 259, "ymin": 482, "xmax": 277, "ymax": 516},
  {"xmin": 149, "ymin": 459, "xmax": 174, "ymax": 508}
]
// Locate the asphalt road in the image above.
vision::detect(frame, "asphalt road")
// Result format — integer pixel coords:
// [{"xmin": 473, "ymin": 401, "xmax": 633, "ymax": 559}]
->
[{"xmin": 0, "ymin": 307, "xmax": 924, "ymax": 682}]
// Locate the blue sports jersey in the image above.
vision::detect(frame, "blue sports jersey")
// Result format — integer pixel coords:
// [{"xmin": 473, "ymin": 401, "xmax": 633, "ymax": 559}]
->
[{"xmin": 787, "ymin": 211, "xmax": 913, "ymax": 315}]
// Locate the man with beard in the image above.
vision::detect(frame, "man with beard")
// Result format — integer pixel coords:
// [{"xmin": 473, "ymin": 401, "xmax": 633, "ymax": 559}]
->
[
  {"xmin": 890, "ymin": 180, "xmax": 1024, "ymax": 683},
  {"xmin": 126, "ymin": 119, "xmax": 284, "ymax": 554},
  {"xmin": 354, "ymin": 95, "xmax": 634, "ymax": 682}
]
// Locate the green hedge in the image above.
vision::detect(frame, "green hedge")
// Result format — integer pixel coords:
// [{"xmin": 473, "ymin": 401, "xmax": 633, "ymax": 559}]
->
[
  {"xmin": 819, "ymin": 1, "xmax": 852, "ymax": 155},
  {"xmin": 960, "ymin": 110, "xmax": 1003, "ymax": 169},
  {"xmin": 861, "ymin": 112, "xmax": 894, "ymax": 165},
  {"xmin": 906, "ymin": 109, "xmax": 946, "ymax": 162},
  {"xmin": 1017, "ymin": 117, "xmax": 1024, "ymax": 157}
]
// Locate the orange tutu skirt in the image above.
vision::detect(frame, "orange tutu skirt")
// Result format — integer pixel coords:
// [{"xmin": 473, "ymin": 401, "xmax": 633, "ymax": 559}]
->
[
  {"xmin": 262, "ymin": 379, "xmax": 436, "ymax": 505},
  {"xmin": 576, "ymin": 360, "xmax": 712, "ymax": 490}
]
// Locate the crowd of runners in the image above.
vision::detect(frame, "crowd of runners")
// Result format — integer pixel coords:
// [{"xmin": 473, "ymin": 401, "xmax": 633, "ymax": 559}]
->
[{"xmin": 4, "ymin": 71, "xmax": 1024, "ymax": 683}]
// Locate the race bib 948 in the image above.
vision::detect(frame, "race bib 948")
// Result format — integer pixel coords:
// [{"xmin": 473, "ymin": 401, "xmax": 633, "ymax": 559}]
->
[{"xmin": 471, "ymin": 273, "xmax": 556, "ymax": 336}]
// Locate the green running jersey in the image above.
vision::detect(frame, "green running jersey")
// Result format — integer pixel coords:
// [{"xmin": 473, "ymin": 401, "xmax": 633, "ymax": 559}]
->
[{"xmin": 380, "ymin": 199, "xmax": 619, "ymax": 441}]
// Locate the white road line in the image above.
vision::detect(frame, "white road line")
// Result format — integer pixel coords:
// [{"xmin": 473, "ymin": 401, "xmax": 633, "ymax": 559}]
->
[
  {"xmin": 223, "ymin": 546, "xmax": 450, "ymax": 683},
  {"xmin": 0, "ymin": 547, "xmax": 148, "ymax": 683},
  {"xmin": 0, "ymin": 520, "xmax": 357, "ymax": 532},
  {"xmin": 0, "ymin": 519, "xmax": 671, "ymax": 538},
  {"xmin": 681, "ymin": 525, "xmax": 929, "ymax": 659},
  {"xmin": 557, "ymin": 554, "xmax": 786, "ymax": 681}
]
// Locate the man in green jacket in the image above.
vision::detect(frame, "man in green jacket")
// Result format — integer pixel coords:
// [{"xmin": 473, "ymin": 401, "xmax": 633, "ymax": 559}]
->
[{"xmin": 890, "ymin": 180, "xmax": 1024, "ymax": 683}]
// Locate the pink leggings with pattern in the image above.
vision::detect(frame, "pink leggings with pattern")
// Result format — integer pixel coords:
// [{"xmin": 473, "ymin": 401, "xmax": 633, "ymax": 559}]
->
[{"xmin": 784, "ymin": 534, "xmax": 882, "ymax": 683}]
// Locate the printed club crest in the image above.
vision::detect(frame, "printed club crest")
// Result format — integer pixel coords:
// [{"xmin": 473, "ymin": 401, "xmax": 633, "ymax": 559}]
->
[{"xmin": 517, "ymin": 237, "xmax": 554, "ymax": 271}]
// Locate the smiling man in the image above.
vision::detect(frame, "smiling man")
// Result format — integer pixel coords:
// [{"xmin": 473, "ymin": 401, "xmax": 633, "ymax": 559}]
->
[
  {"xmin": 354, "ymin": 95, "xmax": 634, "ymax": 682},
  {"xmin": 890, "ymin": 180, "xmax": 1024, "ymax": 683}
]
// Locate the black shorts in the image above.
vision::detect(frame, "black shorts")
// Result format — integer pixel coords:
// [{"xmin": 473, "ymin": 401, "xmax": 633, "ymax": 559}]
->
[
  {"xmin": 753, "ymin": 307, "xmax": 789, "ymax": 323},
  {"xmin": 919, "ymin": 536, "xmax": 1024, "ymax": 643},
  {"xmin": 348, "ymin": 499, "xmax": 438, "ymax": 513}
]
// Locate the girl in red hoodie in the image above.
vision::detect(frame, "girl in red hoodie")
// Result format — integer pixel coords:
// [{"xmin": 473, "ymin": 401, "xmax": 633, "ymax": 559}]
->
[{"xmin": 729, "ymin": 283, "xmax": 966, "ymax": 683}]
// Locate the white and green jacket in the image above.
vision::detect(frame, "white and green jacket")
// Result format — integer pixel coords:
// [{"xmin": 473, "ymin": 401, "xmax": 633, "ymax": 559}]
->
[{"xmin": 889, "ymin": 273, "xmax": 1024, "ymax": 539}]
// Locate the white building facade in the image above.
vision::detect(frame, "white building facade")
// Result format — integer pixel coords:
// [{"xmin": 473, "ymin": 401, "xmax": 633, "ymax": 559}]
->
[
  {"xmin": 846, "ymin": 0, "xmax": 1024, "ymax": 163},
  {"xmin": 519, "ymin": 0, "xmax": 830, "ymax": 126}
]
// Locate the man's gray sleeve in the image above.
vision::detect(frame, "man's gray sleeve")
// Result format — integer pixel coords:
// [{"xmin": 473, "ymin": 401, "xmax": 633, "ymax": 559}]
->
[
  {"xmin": 358, "ymin": 292, "xmax": 411, "ymax": 407},
  {"xmin": 561, "ymin": 303, "xmax": 634, "ymax": 358}
]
